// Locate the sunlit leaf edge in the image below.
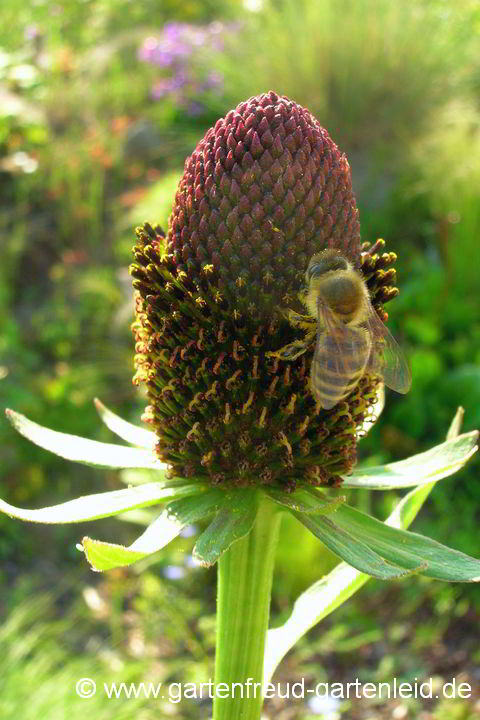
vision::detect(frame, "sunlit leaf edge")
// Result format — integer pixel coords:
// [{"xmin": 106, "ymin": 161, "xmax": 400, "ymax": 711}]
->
[
  {"xmin": 0, "ymin": 482, "xmax": 200, "ymax": 524},
  {"xmin": 94, "ymin": 398, "xmax": 157, "ymax": 451},
  {"xmin": 5, "ymin": 408, "xmax": 165, "ymax": 470},
  {"xmin": 341, "ymin": 430, "xmax": 478, "ymax": 489}
]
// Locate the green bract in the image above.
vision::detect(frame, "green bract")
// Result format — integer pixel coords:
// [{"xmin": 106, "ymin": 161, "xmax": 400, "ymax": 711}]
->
[{"xmin": 2, "ymin": 404, "xmax": 478, "ymax": 581}]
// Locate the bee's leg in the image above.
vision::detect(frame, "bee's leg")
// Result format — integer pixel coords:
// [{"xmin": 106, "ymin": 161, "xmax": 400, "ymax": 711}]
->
[
  {"xmin": 286, "ymin": 310, "xmax": 317, "ymax": 333},
  {"xmin": 267, "ymin": 339, "xmax": 311, "ymax": 361}
]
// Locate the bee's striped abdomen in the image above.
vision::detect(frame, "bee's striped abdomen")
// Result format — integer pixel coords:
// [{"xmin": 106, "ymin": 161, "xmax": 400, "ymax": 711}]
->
[{"xmin": 310, "ymin": 327, "xmax": 371, "ymax": 409}]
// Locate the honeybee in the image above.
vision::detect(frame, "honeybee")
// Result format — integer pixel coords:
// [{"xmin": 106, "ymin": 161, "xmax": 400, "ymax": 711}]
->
[{"xmin": 270, "ymin": 249, "xmax": 411, "ymax": 409}]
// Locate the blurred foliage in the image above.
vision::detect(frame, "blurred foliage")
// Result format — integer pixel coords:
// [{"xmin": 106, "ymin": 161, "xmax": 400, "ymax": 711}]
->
[
  {"xmin": 1, "ymin": 0, "xmax": 479, "ymax": 718},
  {"xmin": 0, "ymin": 567, "xmax": 217, "ymax": 719}
]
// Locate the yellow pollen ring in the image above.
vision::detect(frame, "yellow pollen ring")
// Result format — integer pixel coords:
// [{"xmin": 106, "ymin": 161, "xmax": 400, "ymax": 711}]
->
[
  {"xmin": 242, "ymin": 391, "xmax": 255, "ymax": 413},
  {"xmin": 277, "ymin": 431, "xmax": 292, "ymax": 456},
  {"xmin": 258, "ymin": 407, "xmax": 268, "ymax": 428},
  {"xmin": 205, "ymin": 381, "xmax": 219, "ymax": 399},
  {"xmin": 201, "ymin": 451, "xmax": 214, "ymax": 467},
  {"xmin": 158, "ymin": 349, "xmax": 170, "ymax": 364},
  {"xmin": 297, "ymin": 416, "xmax": 310, "ymax": 436},
  {"xmin": 162, "ymin": 381, "xmax": 177, "ymax": 395},
  {"xmin": 186, "ymin": 422, "xmax": 201, "ymax": 441},
  {"xmin": 226, "ymin": 369, "xmax": 242, "ymax": 389},
  {"xmin": 224, "ymin": 403, "xmax": 231, "ymax": 424},
  {"xmin": 284, "ymin": 394, "xmax": 297, "ymax": 415},
  {"xmin": 188, "ymin": 392, "xmax": 204, "ymax": 411}
]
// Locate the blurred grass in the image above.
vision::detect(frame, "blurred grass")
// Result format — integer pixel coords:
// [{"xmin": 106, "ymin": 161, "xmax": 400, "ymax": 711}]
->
[
  {"xmin": 0, "ymin": 1, "xmax": 479, "ymax": 718},
  {"xmin": 0, "ymin": 570, "xmax": 216, "ymax": 720}
]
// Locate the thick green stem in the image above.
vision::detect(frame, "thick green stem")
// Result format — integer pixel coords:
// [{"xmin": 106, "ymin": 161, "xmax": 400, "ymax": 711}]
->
[{"xmin": 213, "ymin": 495, "xmax": 281, "ymax": 720}]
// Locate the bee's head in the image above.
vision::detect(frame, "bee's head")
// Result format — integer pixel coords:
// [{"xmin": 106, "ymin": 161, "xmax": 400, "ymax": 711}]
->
[{"xmin": 306, "ymin": 250, "xmax": 349, "ymax": 283}]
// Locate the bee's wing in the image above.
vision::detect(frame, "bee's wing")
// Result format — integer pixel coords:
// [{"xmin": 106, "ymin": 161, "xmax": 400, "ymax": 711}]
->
[
  {"xmin": 312, "ymin": 300, "xmax": 371, "ymax": 409},
  {"xmin": 364, "ymin": 302, "xmax": 412, "ymax": 394}
]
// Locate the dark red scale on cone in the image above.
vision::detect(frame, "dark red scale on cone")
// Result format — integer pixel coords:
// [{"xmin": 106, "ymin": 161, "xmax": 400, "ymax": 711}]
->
[{"xmin": 167, "ymin": 92, "xmax": 360, "ymax": 312}]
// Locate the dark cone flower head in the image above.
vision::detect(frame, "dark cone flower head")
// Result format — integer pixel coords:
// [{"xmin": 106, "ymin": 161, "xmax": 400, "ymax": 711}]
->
[{"xmin": 131, "ymin": 92, "xmax": 400, "ymax": 491}]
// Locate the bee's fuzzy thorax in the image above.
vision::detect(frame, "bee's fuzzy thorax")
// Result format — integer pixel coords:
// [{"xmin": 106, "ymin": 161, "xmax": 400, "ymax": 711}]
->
[{"xmin": 307, "ymin": 267, "xmax": 368, "ymax": 325}]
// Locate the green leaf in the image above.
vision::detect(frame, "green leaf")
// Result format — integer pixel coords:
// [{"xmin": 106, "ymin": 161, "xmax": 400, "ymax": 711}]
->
[
  {"xmin": 165, "ymin": 488, "xmax": 228, "ymax": 525},
  {"xmin": 94, "ymin": 398, "xmax": 157, "ymax": 450},
  {"xmin": 342, "ymin": 430, "xmax": 478, "ymax": 489},
  {"xmin": 332, "ymin": 504, "xmax": 480, "ymax": 582},
  {"xmin": 81, "ymin": 539, "xmax": 148, "ymax": 572},
  {"xmin": 266, "ymin": 487, "xmax": 346, "ymax": 514},
  {"xmin": 264, "ymin": 486, "xmax": 434, "ymax": 684},
  {"xmin": 263, "ymin": 407, "xmax": 477, "ymax": 683},
  {"xmin": 295, "ymin": 511, "xmax": 420, "ymax": 580},
  {"xmin": 82, "ymin": 488, "xmax": 226, "ymax": 571},
  {"xmin": 446, "ymin": 405, "xmax": 465, "ymax": 441},
  {"xmin": 5, "ymin": 409, "xmax": 163, "ymax": 470},
  {"xmin": 193, "ymin": 489, "xmax": 258, "ymax": 566},
  {"xmin": 0, "ymin": 482, "xmax": 200, "ymax": 524}
]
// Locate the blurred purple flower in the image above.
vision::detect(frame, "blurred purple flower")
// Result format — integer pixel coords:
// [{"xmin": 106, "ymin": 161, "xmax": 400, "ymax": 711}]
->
[
  {"xmin": 138, "ymin": 36, "xmax": 157, "ymax": 61},
  {"xmin": 151, "ymin": 78, "xmax": 173, "ymax": 100},
  {"xmin": 185, "ymin": 554, "xmax": 202, "ymax": 569},
  {"xmin": 180, "ymin": 524, "xmax": 197, "ymax": 538},
  {"xmin": 139, "ymin": 21, "xmax": 237, "ymax": 114},
  {"xmin": 186, "ymin": 100, "xmax": 205, "ymax": 117},
  {"xmin": 151, "ymin": 70, "xmax": 189, "ymax": 100},
  {"xmin": 138, "ymin": 22, "xmax": 207, "ymax": 68},
  {"xmin": 170, "ymin": 69, "xmax": 189, "ymax": 89},
  {"xmin": 201, "ymin": 71, "xmax": 224, "ymax": 92},
  {"xmin": 163, "ymin": 565, "xmax": 186, "ymax": 580}
]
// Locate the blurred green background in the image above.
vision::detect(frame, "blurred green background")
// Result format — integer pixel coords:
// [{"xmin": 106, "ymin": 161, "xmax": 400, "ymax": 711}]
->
[{"xmin": 0, "ymin": 1, "xmax": 479, "ymax": 718}]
